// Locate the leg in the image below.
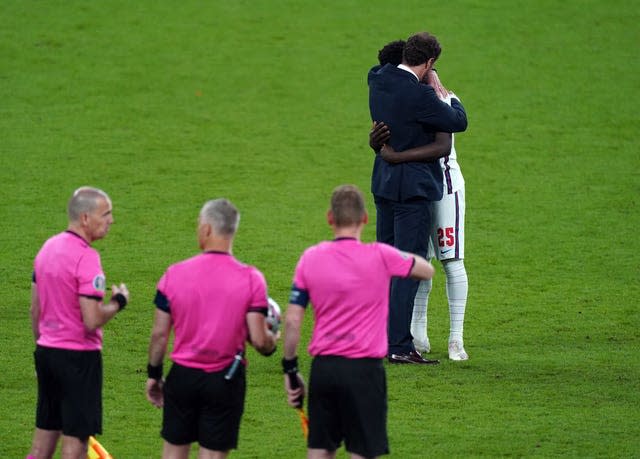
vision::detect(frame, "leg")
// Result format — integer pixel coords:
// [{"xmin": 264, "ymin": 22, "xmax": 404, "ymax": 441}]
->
[
  {"xmin": 443, "ymin": 258, "xmax": 468, "ymax": 360},
  {"xmin": 60, "ymin": 435, "xmax": 88, "ymax": 459},
  {"xmin": 162, "ymin": 441, "xmax": 191, "ymax": 459},
  {"xmin": 308, "ymin": 448, "xmax": 337, "ymax": 459},
  {"xmin": 307, "ymin": 358, "xmax": 341, "ymax": 459},
  {"xmin": 197, "ymin": 446, "xmax": 229, "ymax": 459},
  {"xmin": 412, "ymin": 209, "xmax": 437, "ymax": 353},
  {"xmin": 411, "ymin": 278, "xmax": 432, "ymax": 353},
  {"xmin": 388, "ymin": 199, "xmax": 432, "ymax": 354},
  {"xmin": 437, "ymin": 189, "xmax": 468, "ymax": 360},
  {"xmin": 29, "ymin": 428, "xmax": 60, "ymax": 459},
  {"xmin": 374, "ymin": 196, "xmax": 394, "ymax": 245}
]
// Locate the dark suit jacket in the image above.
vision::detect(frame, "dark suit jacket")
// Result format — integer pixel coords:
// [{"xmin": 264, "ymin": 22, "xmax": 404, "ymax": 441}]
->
[{"xmin": 368, "ymin": 64, "xmax": 468, "ymax": 201}]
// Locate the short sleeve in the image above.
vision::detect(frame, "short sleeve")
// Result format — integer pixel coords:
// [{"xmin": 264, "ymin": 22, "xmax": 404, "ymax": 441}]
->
[
  {"xmin": 292, "ymin": 252, "xmax": 308, "ymax": 291},
  {"xmin": 247, "ymin": 267, "xmax": 268, "ymax": 314},
  {"xmin": 289, "ymin": 252, "xmax": 310, "ymax": 307},
  {"xmin": 378, "ymin": 243, "xmax": 415, "ymax": 278},
  {"xmin": 77, "ymin": 250, "xmax": 106, "ymax": 298}
]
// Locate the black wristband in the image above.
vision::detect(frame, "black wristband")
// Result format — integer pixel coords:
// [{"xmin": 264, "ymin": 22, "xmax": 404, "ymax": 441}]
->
[
  {"xmin": 147, "ymin": 363, "xmax": 163, "ymax": 380},
  {"xmin": 111, "ymin": 293, "xmax": 127, "ymax": 311},
  {"xmin": 282, "ymin": 356, "xmax": 298, "ymax": 374}
]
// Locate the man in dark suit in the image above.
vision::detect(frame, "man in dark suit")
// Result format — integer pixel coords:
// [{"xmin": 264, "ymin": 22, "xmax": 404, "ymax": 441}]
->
[{"xmin": 368, "ymin": 32, "xmax": 468, "ymax": 364}]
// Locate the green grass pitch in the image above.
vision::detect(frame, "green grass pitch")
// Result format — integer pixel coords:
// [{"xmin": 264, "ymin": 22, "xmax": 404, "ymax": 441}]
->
[{"xmin": 1, "ymin": 0, "xmax": 638, "ymax": 457}]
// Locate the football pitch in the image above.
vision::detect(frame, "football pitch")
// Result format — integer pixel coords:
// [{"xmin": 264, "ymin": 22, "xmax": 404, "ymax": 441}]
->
[{"xmin": 1, "ymin": 1, "xmax": 638, "ymax": 457}]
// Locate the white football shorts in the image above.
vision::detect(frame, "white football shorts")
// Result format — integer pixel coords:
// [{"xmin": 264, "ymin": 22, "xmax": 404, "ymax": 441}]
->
[{"xmin": 428, "ymin": 187, "xmax": 465, "ymax": 261}]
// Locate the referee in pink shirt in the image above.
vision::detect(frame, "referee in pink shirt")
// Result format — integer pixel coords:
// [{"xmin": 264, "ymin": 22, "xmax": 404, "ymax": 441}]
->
[
  {"xmin": 28, "ymin": 187, "xmax": 129, "ymax": 459},
  {"xmin": 145, "ymin": 198, "xmax": 279, "ymax": 459},
  {"xmin": 283, "ymin": 185, "xmax": 435, "ymax": 459}
]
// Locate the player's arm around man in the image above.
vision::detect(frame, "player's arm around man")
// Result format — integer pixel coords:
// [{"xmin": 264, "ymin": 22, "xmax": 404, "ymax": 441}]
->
[{"xmin": 370, "ymin": 121, "xmax": 452, "ymax": 163}]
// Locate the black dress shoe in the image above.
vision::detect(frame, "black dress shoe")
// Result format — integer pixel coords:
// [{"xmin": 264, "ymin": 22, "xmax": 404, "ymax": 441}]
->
[{"xmin": 388, "ymin": 351, "xmax": 440, "ymax": 365}]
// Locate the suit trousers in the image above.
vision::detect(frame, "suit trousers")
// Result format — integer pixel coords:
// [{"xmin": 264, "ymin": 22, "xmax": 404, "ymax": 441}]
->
[{"xmin": 374, "ymin": 196, "xmax": 433, "ymax": 354}]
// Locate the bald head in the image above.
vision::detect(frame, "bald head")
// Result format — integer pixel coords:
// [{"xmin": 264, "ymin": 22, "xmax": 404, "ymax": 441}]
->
[
  {"xmin": 68, "ymin": 187, "xmax": 111, "ymax": 223},
  {"xmin": 66, "ymin": 186, "xmax": 113, "ymax": 243}
]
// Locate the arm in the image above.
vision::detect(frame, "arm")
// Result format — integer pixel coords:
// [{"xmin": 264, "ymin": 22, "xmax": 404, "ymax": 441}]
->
[
  {"xmin": 415, "ymin": 85, "xmax": 467, "ymax": 132},
  {"xmin": 247, "ymin": 311, "xmax": 278, "ymax": 356},
  {"xmin": 379, "ymin": 70, "xmax": 454, "ymax": 162},
  {"xmin": 80, "ymin": 283, "xmax": 129, "ymax": 331},
  {"xmin": 30, "ymin": 283, "xmax": 40, "ymax": 342},
  {"xmin": 408, "ymin": 254, "xmax": 436, "ymax": 281},
  {"xmin": 283, "ymin": 304, "xmax": 304, "ymax": 361},
  {"xmin": 380, "ymin": 131, "xmax": 451, "ymax": 163},
  {"xmin": 146, "ymin": 308, "xmax": 171, "ymax": 408},
  {"xmin": 283, "ymin": 304, "xmax": 305, "ymax": 407},
  {"xmin": 425, "ymin": 69, "xmax": 449, "ymax": 99},
  {"xmin": 148, "ymin": 309, "xmax": 171, "ymax": 368},
  {"xmin": 369, "ymin": 121, "xmax": 391, "ymax": 153}
]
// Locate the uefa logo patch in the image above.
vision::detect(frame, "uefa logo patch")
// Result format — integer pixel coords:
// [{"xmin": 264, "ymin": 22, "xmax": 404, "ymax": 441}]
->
[{"xmin": 93, "ymin": 274, "xmax": 106, "ymax": 292}]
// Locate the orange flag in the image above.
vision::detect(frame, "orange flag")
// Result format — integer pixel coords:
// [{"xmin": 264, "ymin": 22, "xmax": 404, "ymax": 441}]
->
[{"xmin": 87, "ymin": 436, "xmax": 113, "ymax": 459}]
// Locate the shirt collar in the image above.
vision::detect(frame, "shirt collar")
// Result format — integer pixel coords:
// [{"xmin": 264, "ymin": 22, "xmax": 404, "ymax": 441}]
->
[
  {"xmin": 65, "ymin": 230, "xmax": 88, "ymax": 245},
  {"xmin": 397, "ymin": 64, "xmax": 419, "ymax": 81}
]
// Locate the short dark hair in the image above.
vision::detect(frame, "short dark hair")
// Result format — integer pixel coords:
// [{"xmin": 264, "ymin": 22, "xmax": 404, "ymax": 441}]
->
[
  {"xmin": 378, "ymin": 40, "xmax": 405, "ymax": 66},
  {"xmin": 330, "ymin": 185, "xmax": 366, "ymax": 227},
  {"xmin": 403, "ymin": 32, "xmax": 441, "ymax": 66}
]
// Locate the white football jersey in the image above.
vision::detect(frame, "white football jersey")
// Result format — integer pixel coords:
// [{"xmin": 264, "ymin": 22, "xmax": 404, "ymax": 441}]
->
[{"xmin": 441, "ymin": 94, "xmax": 465, "ymax": 194}]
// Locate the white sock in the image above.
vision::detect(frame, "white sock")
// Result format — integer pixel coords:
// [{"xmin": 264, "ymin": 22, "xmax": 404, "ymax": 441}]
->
[
  {"xmin": 411, "ymin": 278, "xmax": 432, "ymax": 344},
  {"xmin": 443, "ymin": 259, "xmax": 468, "ymax": 343}
]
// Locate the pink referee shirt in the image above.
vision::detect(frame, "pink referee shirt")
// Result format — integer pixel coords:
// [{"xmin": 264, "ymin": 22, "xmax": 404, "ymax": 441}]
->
[
  {"xmin": 34, "ymin": 231, "xmax": 106, "ymax": 351},
  {"xmin": 292, "ymin": 238, "xmax": 414, "ymax": 359},
  {"xmin": 155, "ymin": 252, "xmax": 268, "ymax": 372}
]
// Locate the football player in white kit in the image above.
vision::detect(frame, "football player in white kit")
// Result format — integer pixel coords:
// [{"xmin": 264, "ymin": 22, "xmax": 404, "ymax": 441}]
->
[
  {"xmin": 414, "ymin": 69, "xmax": 468, "ymax": 361},
  {"xmin": 369, "ymin": 44, "xmax": 469, "ymax": 360},
  {"xmin": 414, "ymin": 72, "xmax": 468, "ymax": 361}
]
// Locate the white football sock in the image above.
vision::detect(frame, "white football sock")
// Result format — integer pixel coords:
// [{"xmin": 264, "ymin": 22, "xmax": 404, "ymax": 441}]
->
[
  {"xmin": 411, "ymin": 278, "xmax": 432, "ymax": 344},
  {"xmin": 443, "ymin": 259, "xmax": 468, "ymax": 343}
]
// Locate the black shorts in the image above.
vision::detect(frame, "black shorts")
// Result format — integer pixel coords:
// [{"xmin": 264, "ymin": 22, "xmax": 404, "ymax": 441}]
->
[
  {"xmin": 308, "ymin": 356, "xmax": 388, "ymax": 457},
  {"xmin": 34, "ymin": 345, "xmax": 102, "ymax": 438},
  {"xmin": 162, "ymin": 362, "xmax": 246, "ymax": 451}
]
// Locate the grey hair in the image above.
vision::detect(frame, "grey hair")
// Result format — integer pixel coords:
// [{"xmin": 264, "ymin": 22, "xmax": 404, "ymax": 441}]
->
[
  {"xmin": 67, "ymin": 187, "xmax": 110, "ymax": 222},
  {"xmin": 200, "ymin": 198, "xmax": 240, "ymax": 237}
]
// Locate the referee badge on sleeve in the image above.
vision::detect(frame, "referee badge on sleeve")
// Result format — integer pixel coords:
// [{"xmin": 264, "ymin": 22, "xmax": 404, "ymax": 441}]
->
[{"xmin": 93, "ymin": 274, "xmax": 106, "ymax": 292}]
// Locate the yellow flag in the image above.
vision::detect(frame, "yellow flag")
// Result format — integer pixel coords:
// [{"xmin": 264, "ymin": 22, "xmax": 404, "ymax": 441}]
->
[{"xmin": 87, "ymin": 436, "xmax": 113, "ymax": 459}]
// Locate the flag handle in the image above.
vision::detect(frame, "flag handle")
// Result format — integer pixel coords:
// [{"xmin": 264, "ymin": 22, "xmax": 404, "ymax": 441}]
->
[{"xmin": 287, "ymin": 372, "xmax": 309, "ymax": 438}]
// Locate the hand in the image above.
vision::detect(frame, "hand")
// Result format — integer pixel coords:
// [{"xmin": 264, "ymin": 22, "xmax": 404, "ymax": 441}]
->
[
  {"xmin": 369, "ymin": 121, "xmax": 390, "ymax": 152},
  {"xmin": 284, "ymin": 372, "xmax": 306, "ymax": 408},
  {"xmin": 146, "ymin": 378, "xmax": 164, "ymax": 408},
  {"xmin": 426, "ymin": 70, "xmax": 448, "ymax": 100},
  {"xmin": 112, "ymin": 283, "xmax": 129, "ymax": 304},
  {"xmin": 269, "ymin": 329, "xmax": 282, "ymax": 341},
  {"xmin": 380, "ymin": 144, "xmax": 401, "ymax": 163}
]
